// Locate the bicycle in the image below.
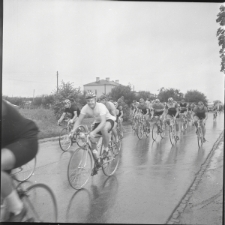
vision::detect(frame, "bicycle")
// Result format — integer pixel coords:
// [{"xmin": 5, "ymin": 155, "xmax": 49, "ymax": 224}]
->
[
  {"xmin": 136, "ymin": 114, "xmax": 150, "ymax": 140},
  {"xmin": 11, "ymin": 157, "xmax": 36, "ymax": 182},
  {"xmin": 67, "ymin": 125, "xmax": 122, "ymax": 190},
  {"xmin": 58, "ymin": 119, "xmax": 87, "ymax": 151},
  {"xmin": 151, "ymin": 116, "xmax": 166, "ymax": 141},
  {"xmin": 196, "ymin": 119, "xmax": 205, "ymax": 148},
  {"xmin": 166, "ymin": 116, "xmax": 179, "ymax": 145},
  {"xmin": 180, "ymin": 113, "xmax": 188, "ymax": 132},
  {"xmin": 1, "ymin": 174, "xmax": 58, "ymax": 222}
]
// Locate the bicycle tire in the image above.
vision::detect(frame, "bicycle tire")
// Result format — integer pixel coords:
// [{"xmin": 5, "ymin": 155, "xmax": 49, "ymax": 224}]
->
[
  {"xmin": 67, "ymin": 148, "xmax": 93, "ymax": 190},
  {"xmin": 152, "ymin": 123, "xmax": 159, "ymax": 141},
  {"xmin": 145, "ymin": 123, "xmax": 150, "ymax": 137},
  {"xmin": 169, "ymin": 125, "xmax": 176, "ymax": 145},
  {"xmin": 197, "ymin": 127, "xmax": 203, "ymax": 148},
  {"xmin": 59, "ymin": 127, "xmax": 72, "ymax": 151},
  {"xmin": 12, "ymin": 157, "xmax": 36, "ymax": 182},
  {"xmin": 137, "ymin": 123, "xmax": 144, "ymax": 140},
  {"xmin": 101, "ymin": 139, "xmax": 121, "ymax": 176},
  {"xmin": 75, "ymin": 125, "xmax": 88, "ymax": 149},
  {"xmin": 20, "ymin": 183, "xmax": 58, "ymax": 222}
]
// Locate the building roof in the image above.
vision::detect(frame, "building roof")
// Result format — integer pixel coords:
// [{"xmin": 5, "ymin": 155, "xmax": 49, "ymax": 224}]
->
[{"xmin": 84, "ymin": 79, "xmax": 120, "ymax": 86}]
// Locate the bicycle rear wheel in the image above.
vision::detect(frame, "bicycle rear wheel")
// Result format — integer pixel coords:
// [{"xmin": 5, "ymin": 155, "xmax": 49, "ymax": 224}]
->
[
  {"xmin": 102, "ymin": 140, "xmax": 121, "ymax": 176},
  {"xmin": 20, "ymin": 183, "xmax": 58, "ymax": 222},
  {"xmin": 12, "ymin": 157, "xmax": 36, "ymax": 182},
  {"xmin": 67, "ymin": 148, "xmax": 92, "ymax": 190},
  {"xmin": 59, "ymin": 127, "xmax": 72, "ymax": 151},
  {"xmin": 169, "ymin": 125, "xmax": 176, "ymax": 145}
]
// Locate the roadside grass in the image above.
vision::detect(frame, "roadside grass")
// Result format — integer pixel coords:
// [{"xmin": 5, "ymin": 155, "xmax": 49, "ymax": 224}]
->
[{"xmin": 19, "ymin": 108, "xmax": 94, "ymax": 139}]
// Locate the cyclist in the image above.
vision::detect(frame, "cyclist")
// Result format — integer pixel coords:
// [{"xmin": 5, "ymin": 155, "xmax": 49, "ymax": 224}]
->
[
  {"xmin": 151, "ymin": 99, "xmax": 165, "ymax": 132},
  {"xmin": 179, "ymin": 98, "xmax": 189, "ymax": 124},
  {"xmin": 132, "ymin": 100, "xmax": 139, "ymax": 115},
  {"xmin": 137, "ymin": 98, "xmax": 151, "ymax": 131},
  {"xmin": 193, "ymin": 101, "xmax": 208, "ymax": 142},
  {"xmin": 70, "ymin": 91, "xmax": 116, "ymax": 171},
  {"xmin": 99, "ymin": 94, "xmax": 119, "ymax": 142},
  {"xmin": 57, "ymin": 99, "xmax": 80, "ymax": 126},
  {"xmin": 212, "ymin": 103, "xmax": 220, "ymax": 119},
  {"xmin": 164, "ymin": 97, "xmax": 180, "ymax": 140},
  {"xmin": 1, "ymin": 99, "xmax": 39, "ymax": 222},
  {"xmin": 114, "ymin": 102, "xmax": 124, "ymax": 127}
]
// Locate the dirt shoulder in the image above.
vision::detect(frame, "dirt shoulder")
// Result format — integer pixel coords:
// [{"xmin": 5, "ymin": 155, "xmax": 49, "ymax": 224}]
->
[{"xmin": 167, "ymin": 131, "xmax": 224, "ymax": 225}]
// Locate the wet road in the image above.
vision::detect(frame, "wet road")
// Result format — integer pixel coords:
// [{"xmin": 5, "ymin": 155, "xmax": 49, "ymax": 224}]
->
[{"xmin": 21, "ymin": 112, "xmax": 224, "ymax": 223}]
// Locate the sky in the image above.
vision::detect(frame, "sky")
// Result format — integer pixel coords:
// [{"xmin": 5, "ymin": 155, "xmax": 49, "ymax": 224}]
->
[{"xmin": 2, "ymin": 0, "xmax": 224, "ymax": 103}]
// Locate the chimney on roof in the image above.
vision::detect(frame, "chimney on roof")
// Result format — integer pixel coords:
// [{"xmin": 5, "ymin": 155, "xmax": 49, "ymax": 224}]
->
[
  {"xmin": 115, "ymin": 80, "xmax": 119, "ymax": 83},
  {"xmin": 96, "ymin": 77, "xmax": 100, "ymax": 82},
  {"xmin": 106, "ymin": 77, "xmax": 110, "ymax": 82}
]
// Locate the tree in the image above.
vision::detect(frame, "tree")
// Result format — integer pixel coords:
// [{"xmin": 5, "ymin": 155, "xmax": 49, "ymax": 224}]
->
[
  {"xmin": 109, "ymin": 85, "xmax": 136, "ymax": 106},
  {"xmin": 216, "ymin": 5, "xmax": 225, "ymax": 73},
  {"xmin": 137, "ymin": 91, "xmax": 153, "ymax": 101},
  {"xmin": 158, "ymin": 88, "xmax": 184, "ymax": 102},
  {"xmin": 184, "ymin": 90, "xmax": 208, "ymax": 104},
  {"xmin": 53, "ymin": 81, "xmax": 84, "ymax": 119}
]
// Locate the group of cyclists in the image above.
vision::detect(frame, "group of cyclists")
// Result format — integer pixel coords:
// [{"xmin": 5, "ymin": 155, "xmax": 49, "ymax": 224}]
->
[
  {"xmin": 131, "ymin": 97, "xmax": 209, "ymax": 142},
  {"xmin": 1, "ymin": 91, "xmax": 221, "ymax": 222}
]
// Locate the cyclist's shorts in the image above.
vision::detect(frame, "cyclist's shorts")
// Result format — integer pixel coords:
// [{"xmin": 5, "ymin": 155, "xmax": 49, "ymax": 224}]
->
[
  {"xmin": 194, "ymin": 113, "xmax": 206, "ymax": 120},
  {"xmin": 153, "ymin": 111, "xmax": 163, "ymax": 117},
  {"xmin": 92, "ymin": 119, "xmax": 115, "ymax": 135},
  {"xmin": 3, "ymin": 133, "xmax": 38, "ymax": 169},
  {"xmin": 180, "ymin": 109, "xmax": 187, "ymax": 113}
]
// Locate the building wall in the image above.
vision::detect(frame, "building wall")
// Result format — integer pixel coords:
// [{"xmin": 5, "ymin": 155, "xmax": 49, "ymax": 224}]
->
[{"xmin": 84, "ymin": 85, "xmax": 116, "ymax": 97}]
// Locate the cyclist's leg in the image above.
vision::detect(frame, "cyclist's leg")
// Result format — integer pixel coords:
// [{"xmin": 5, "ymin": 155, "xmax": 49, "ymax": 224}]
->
[
  {"xmin": 200, "ymin": 118, "xmax": 206, "ymax": 139},
  {"xmin": 112, "ymin": 121, "xmax": 119, "ymax": 142},
  {"xmin": 101, "ymin": 119, "xmax": 114, "ymax": 152}
]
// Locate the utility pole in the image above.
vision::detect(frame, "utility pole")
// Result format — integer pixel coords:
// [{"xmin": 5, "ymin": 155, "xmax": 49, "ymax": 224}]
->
[{"xmin": 57, "ymin": 71, "xmax": 59, "ymax": 93}]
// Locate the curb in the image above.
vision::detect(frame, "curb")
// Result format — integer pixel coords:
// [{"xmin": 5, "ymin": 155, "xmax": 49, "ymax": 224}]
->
[{"xmin": 165, "ymin": 130, "xmax": 224, "ymax": 224}]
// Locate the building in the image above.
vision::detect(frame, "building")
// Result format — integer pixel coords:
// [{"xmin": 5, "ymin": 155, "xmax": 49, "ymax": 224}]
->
[{"xmin": 83, "ymin": 77, "xmax": 120, "ymax": 97}]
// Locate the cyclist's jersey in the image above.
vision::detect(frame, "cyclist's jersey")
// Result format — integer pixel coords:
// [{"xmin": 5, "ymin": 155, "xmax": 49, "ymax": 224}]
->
[
  {"xmin": 64, "ymin": 104, "xmax": 80, "ymax": 118},
  {"xmin": 145, "ymin": 100, "xmax": 150, "ymax": 109},
  {"xmin": 138, "ymin": 103, "xmax": 149, "ymax": 115},
  {"xmin": 2, "ymin": 100, "xmax": 39, "ymax": 147},
  {"xmin": 132, "ymin": 102, "xmax": 139, "ymax": 110},
  {"xmin": 104, "ymin": 101, "xmax": 117, "ymax": 117},
  {"xmin": 179, "ymin": 102, "xmax": 188, "ymax": 113},
  {"xmin": 190, "ymin": 104, "xmax": 196, "ymax": 111},
  {"xmin": 193, "ymin": 106, "xmax": 207, "ymax": 119},
  {"xmin": 165, "ymin": 102, "xmax": 178, "ymax": 116},
  {"xmin": 80, "ymin": 102, "xmax": 116, "ymax": 123}
]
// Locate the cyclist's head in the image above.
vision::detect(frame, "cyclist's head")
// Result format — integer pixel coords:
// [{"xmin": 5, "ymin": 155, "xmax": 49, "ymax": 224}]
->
[
  {"xmin": 140, "ymin": 98, "xmax": 144, "ymax": 103},
  {"xmin": 85, "ymin": 91, "xmax": 97, "ymax": 108},
  {"xmin": 100, "ymin": 94, "xmax": 108, "ymax": 103},
  {"xmin": 181, "ymin": 98, "xmax": 185, "ymax": 102},
  {"xmin": 168, "ymin": 97, "xmax": 173, "ymax": 102},
  {"xmin": 198, "ymin": 101, "xmax": 204, "ymax": 107},
  {"xmin": 114, "ymin": 102, "xmax": 118, "ymax": 108},
  {"xmin": 64, "ymin": 99, "xmax": 71, "ymax": 108},
  {"xmin": 133, "ymin": 100, "xmax": 137, "ymax": 103},
  {"xmin": 155, "ymin": 99, "xmax": 160, "ymax": 103}
]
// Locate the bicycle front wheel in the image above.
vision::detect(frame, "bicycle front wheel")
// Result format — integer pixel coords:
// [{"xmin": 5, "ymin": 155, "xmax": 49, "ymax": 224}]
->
[
  {"xmin": 152, "ymin": 123, "xmax": 159, "ymax": 141},
  {"xmin": 12, "ymin": 157, "xmax": 36, "ymax": 182},
  {"xmin": 137, "ymin": 124, "xmax": 144, "ymax": 140},
  {"xmin": 169, "ymin": 125, "xmax": 176, "ymax": 145},
  {"xmin": 197, "ymin": 127, "xmax": 203, "ymax": 148},
  {"xmin": 21, "ymin": 183, "xmax": 58, "ymax": 222},
  {"xmin": 102, "ymin": 140, "xmax": 121, "ymax": 176},
  {"xmin": 59, "ymin": 127, "xmax": 72, "ymax": 151},
  {"xmin": 67, "ymin": 148, "xmax": 92, "ymax": 190}
]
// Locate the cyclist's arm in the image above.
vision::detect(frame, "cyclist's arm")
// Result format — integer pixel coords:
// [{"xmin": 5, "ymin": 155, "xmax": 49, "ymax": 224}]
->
[
  {"xmin": 58, "ymin": 112, "xmax": 66, "ymax": 124},
  {"xmin": 71, "ymin": 113, "xmax": 85, "ymax": 133},
  {"xmin": 119, "ymin": 110, "xmax": 124, "ymax": 118},
  {"xmin": 71, "ymin": 111, "xmax": 78, "ymax": 123}
]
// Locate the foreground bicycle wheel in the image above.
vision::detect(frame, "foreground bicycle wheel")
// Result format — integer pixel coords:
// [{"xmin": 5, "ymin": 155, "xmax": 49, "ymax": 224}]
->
[
  {"xmin": 67, "ymin": 148, "xmax": 93, "ymax": 190},
  {"xmin": 197, "ymin": 127, "xmax": 203, "ymax": 148},
  {"xmin": 12, "ymin": 157, "xmax": 36, "ymax": 182},
  {"xmin": 20, "ymin": 183, "xmax": 58, "ymax": 222},
  {"xmin": 101, "ymin": 140, "xmax": 121, "ymax": 176},
  {"xmin": 59, "ymin": 127, "xmax": 72, "ymax": 151}
]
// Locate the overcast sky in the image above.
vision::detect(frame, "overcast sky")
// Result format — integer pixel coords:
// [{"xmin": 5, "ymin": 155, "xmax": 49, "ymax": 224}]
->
[{"xmin": 2, "ymin": 0, "xmax": 224, "ymax": 102}]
